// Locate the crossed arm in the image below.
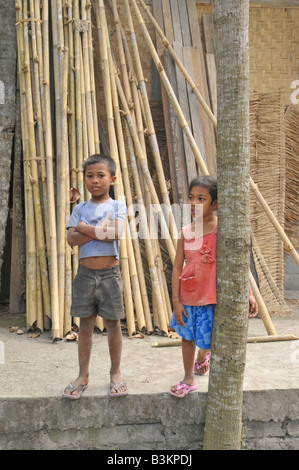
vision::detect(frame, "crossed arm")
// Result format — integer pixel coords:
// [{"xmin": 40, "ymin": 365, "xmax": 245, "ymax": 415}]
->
[{"xmin": 67, "ymin": 216, "xmax": 125, "ymax": 247}]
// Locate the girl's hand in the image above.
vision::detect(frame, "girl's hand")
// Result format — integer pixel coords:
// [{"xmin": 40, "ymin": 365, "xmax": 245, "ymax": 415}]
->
[
  {"xmin": 172, "ymin": 298, "xmax": 188, "ymax": 327},
  {"xmin": 249, "ymin": 295, "xmax": 258, "ymax": 318}
]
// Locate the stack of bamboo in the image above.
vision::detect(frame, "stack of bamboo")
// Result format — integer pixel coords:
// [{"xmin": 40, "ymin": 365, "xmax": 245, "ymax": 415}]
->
[{"xmin": 15, "ymin": 0, "xmax": 181, "ymax": 339}]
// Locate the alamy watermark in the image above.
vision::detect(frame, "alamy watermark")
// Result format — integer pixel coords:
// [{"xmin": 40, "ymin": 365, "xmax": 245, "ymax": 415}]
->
[
  {"xmin": 290, "ymin": 80, "xmax": 299, "ymax": 104},
  {"xmin": 94, "ymin": 202, "xmax": 203, "ymax": 242}
]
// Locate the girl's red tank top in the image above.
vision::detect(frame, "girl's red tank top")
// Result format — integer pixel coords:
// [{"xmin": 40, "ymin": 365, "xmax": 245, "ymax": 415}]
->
[{"xmin": 179, "ymin": 223, "xmax": 217, "ymax": 306}]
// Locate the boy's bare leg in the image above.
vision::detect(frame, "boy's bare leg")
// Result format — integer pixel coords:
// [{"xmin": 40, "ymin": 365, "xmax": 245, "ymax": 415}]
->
[
  {"xmin": 104, "ymin": 319, "xmax": 127, "ymax": 394},
  {"xmin": 64, "ymin": 315, "xmax": 96, "ymax": 396},
  {"xmin": 170, "ymin": 338, "xmax": 196, "ymax": 396}
]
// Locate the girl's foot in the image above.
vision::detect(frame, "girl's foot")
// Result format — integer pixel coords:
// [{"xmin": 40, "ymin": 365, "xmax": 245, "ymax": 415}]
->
[
  {"xmin": 169, "ymin": 381, "xmax": 198, "ymax": 398},
  {"xmin": 194, "ymin": 352, "xmax": 211, "ymax": 375}
]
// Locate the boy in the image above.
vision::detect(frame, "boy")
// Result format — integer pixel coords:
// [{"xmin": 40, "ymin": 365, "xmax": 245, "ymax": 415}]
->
[{"xmin": 62, "ymin": 154, "xmax": 128, "ymax": 399}]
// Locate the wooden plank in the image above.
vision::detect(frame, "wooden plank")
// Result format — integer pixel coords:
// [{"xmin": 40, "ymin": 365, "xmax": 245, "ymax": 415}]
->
[
  {"xmin": 152, "ymin": 0, "xmax": 179, "ymax": 203},
  {"xmin": 183, "ymin": 46, "xmax": 207, "ymax": 170},
  {"xmin": 154, "ymin": 0, "xmax": 188, "ymax": 204},
  {"xmin": 191, "ymin": 46, "xmax": 217, "ymax": 175},
  {"xmin": 177, "ymin": 0, "xmax": 192, "ymax": 46},
  {"xmin": 201, "ymin": 14, "xmax": 217, "ymax": 115},
  {"xmin": 161, "ymin": 0, "xmax": 174, "ymax": 46},
  {"xmin": 205, "ymin": 53, "xmax": 217, "ymax": 115},
  {"xmin": 173, "ymin": 41, "xmax": 197, "ymax": 183},
  {"xmin": 164, "ymin": 48, "xmax": 189, "ymax": 204},
  {"xmin": 169, "ymin": 0, "xmax": 183, "ymax": 44}
]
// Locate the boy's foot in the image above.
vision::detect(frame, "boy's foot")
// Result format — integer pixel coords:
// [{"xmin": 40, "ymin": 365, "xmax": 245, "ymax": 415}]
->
[
  {"xmin": 109, "ymin": 372, "xmax": 128, "ymax": 397},
  {"xmin": 62, "ymin": 381, "xmax": 88, "ymax": 400},
  {"xmin": 109, "ymin": 381, "xmax": 128, "ymax": 397},
  {"xmin": 194, "ymin": 352, "xmax": 211, "ymax": 375}
]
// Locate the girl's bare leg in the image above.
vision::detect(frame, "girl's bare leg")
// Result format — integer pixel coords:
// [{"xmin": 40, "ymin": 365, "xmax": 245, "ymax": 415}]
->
[
  {"xmin": 170, "ymin": 338, "xmax": 196, "ymax": 396},
  {"xmin": 64, "ymin": 315, "xmax": 96, "ymax": 396},
  {"xmin": 104, "ymin": 319, "xmax": 127, "ymax": 394}
]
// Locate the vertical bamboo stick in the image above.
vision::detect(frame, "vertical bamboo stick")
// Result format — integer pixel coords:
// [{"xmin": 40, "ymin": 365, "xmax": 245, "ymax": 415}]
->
[
  {"xmin": 42, "ymin": 0, "xmax": 61, "ymax": 339},
  {"xmin": 123, "ymin": 0, "xmax": 178, "ymax": 245},
  {"xmin": 16, "ymin": 0, "xmax": 37, "ymax": 331},
  {"xmin": 114, "ymin": 70, "xmax": 176, "ymax": 264},
  {"xmin": 73, "ymin": 0, "xmax": 84, "ymax": 202},
  {"xmin": 96, "ymin": 0, "xmax": 136, "ymax": 336},
  {"xmin": 66, "ymin": 0, "xmax": 78, "ymax": 192},
  {"xmin": 23, "ymin": 0, "xmax": 52, "ymax": 331},
  {"xmin": 109, "ymin": 0, "xmax": 153, "ymax": 332},
  {"xmin": 107, "ymin": 40, "xmax": 148, "ymax": 333},
  {"xmin": 86, "ymin": 1, "xmax": 100, "ymax": 154},
  {"xmin": 81, "ymin": 0, "xmax": 95, "ymax": 156}
]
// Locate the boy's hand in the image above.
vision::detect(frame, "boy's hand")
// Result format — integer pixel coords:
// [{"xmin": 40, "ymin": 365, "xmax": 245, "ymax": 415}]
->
[
  {"xmin": 172, "ymin": 298, "xmax": 188, "ymax": 327},
  {"xmin": 77, "ymin": 221, "xmax": 88, "ymax": 233},
  {"xmin": 249, "ymin": 295, "xmax": 258, "ymax": 318}
]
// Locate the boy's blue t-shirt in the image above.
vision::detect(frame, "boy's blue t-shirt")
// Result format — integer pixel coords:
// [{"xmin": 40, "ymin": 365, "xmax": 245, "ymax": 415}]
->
[{"xmin": 67, "ymin": 198, "xmax": 127, "ymax": 260}]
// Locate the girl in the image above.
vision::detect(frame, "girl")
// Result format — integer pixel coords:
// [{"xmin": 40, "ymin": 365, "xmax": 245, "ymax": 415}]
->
[{"xmin": 170, "ymin": 176, "xmax": 258, "ymax": 398}]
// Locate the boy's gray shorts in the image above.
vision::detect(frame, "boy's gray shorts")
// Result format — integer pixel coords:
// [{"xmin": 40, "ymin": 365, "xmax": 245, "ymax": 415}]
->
[{"xmin": 71, "ymin": 264, "xmax": 125, "ymax": 320}]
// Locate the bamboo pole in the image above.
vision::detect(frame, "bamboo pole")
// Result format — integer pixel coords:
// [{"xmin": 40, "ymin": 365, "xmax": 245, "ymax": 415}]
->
[
  {"xmin": 124, "ymin": 118, "xmax": 169, "ymax": 334},
  {"xmin": 123, "ymin": 0, "xmax": 178, "ymax": 245},
  {"xmin": 96, "ymin": 0, "xmax": 136, "ymax": 336},
  {"xmin": 107, "ymin": 50, "xmax": 151, "ymax": 333},
  {"xmin": 23, "ymin": 0, "xmax": 52, "ymax": 331},
  {"xmin": 152, "ymin": 333, "xmax": 298, "ymax": 347},
  {"xmin": 114, "ymin": 70, "xmax": 176, "ymax": 264},
  {"xmin": 108, "ymin": 0, "xmax": 154, "ymax": 332},
  {"xmin": 31, "ymin": 0, "xmax": 50, "ymax": 260},
  {"xmin": 105, "ymin": 6, "xmax": 147, "ymax": 333},
  {"xmin": 73, "ymin": 0, "xmax": 84, "ymax": 202},
  {"xmin": 249, "ymin": 271, "xmax": 277, "ymax": 336},
  {"xmin": 81, "ymin": 0, "xmax": 95, "ymax": 156},
  {"xmin": 42, "ymin": 0, "xmax": 61, "ymax": 339},
  {"xmin": 86, "ymin": 0, "xmax": 100, "ymax": 154},
  {"xmin": 66, "ymin": 0, "xmax": 78, "ymax": 192},
  {"xmin": 16, "ymin": 0, "xmax": 37, "ymax": 331}
]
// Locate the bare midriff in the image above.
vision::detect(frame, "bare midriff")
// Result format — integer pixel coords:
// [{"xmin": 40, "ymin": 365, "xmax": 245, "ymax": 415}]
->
[{"xmin": 80, "ymin": 256, "xmax": 119, "ymax": 270}]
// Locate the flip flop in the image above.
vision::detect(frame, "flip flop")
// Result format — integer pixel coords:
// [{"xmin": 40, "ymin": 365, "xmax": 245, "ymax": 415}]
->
[
  {"xmin": 109, "ymin": 381, "xmax": 128, "ymax": 398},
  {"xmin": 62, "ymin": 383, "xmax": 88, "ymax": 400},
  {"xmin": 194, "ymin": 352, "xmax": 211, "ymax": 375},
  {"xmin": 169, "ymin": 382, "xmax": 198, "ymax": 398}
]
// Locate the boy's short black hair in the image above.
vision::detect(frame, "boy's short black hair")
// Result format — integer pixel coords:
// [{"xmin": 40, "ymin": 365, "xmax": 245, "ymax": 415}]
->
[
  {"xmin": 188, "ymin": 175, "xmax": 217, "ymax": 203},
  {"xmin": 83, "ymin": 154, "xmax": 116, "ymax": 177}
]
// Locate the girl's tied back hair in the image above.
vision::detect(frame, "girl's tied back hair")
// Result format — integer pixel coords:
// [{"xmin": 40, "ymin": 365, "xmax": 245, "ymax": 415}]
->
[
  {"xmin": 83, "ymin": 154, "xmax": 116, "ymax": 177},
  {"xmin": 188, "ymin": 175, "xmax": 217, "ymax": 204}
]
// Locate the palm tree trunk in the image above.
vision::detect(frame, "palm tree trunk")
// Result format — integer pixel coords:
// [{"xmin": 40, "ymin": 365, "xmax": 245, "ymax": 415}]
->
[{"xmin": 203, "ymin": 0, "xmax": 250, "ymax": 450}]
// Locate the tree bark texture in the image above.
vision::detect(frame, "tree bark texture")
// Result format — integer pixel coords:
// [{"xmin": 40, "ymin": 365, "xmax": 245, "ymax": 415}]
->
[{"xmin": 203, "ymin": 0, "xmax": 250, "ymax": 450}]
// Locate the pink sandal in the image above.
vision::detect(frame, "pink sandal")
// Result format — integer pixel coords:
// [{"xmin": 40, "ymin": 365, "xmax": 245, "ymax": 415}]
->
[
  {"xmin": 169, "ymin": 382, "xmax": 198, "ymax": 398},
  {"xmin": 194, "ymin": 352, "xmax": 211, "ymax": 375}
]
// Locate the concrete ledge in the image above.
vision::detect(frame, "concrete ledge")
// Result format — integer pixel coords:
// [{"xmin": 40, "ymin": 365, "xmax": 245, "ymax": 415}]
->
[{"xmin": 1, "ymin": 389, "xmax": 298, "ymax": 450}]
